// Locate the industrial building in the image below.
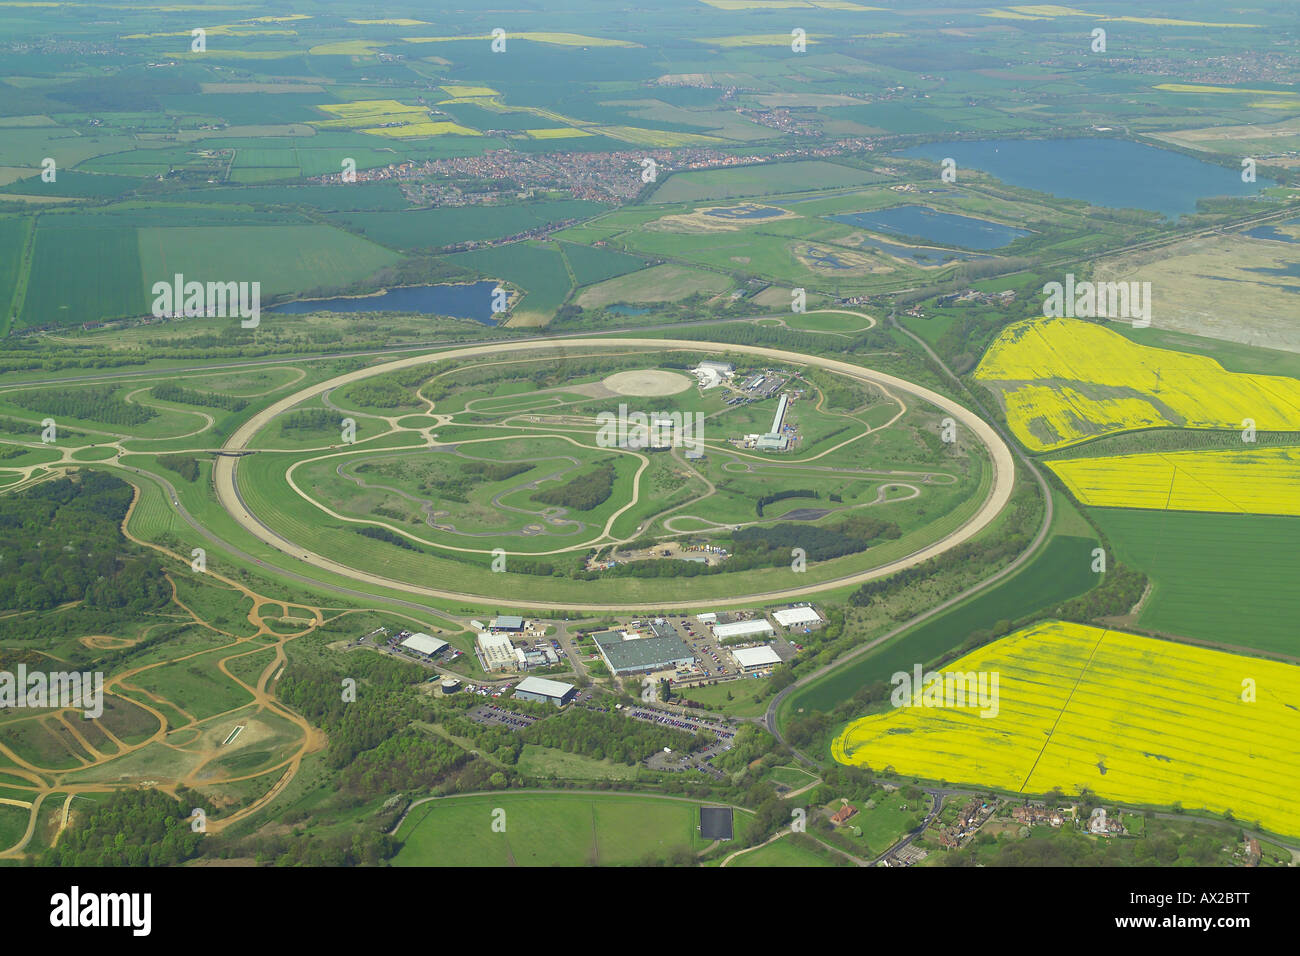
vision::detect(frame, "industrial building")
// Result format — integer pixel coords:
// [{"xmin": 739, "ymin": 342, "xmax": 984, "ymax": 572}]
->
[
  {"xmin": 490, "ymin": 615, "xmax": 525, "ymax": 632},
  {"xmin": 732, "ymin": 645, "xmax": 782, "ymax": 671},
  {"xmin": 400, "ymin": 633, "xmax": 450, "ymax": 658},
  {"xmin": 476, "ymin": 631, "xmax": 517, "ymax": 671},
  {"xmin": 592, "ymin": 629, "xmax": 695, "ymax": 676},
  {"xmin": 712, "ymin": 618, "xmax": 775, "ymax": 640},
  {"xmin": 756, "ymin": 392, "xmax": 791, "ymax": 451},
  {"xmin": 773, "ymin": 606, "xmax": 823, "ymax": 629},
  {"xmin": 697, "ymin": 360, "xmax": 734, "ymax": 376},
  {"xmin": 515, "ymin": 645, "xmax": 560, "ymax": 668},
  {"xmin": 514, "ymin": 676, "xmax": 577, "ymax": 707}
]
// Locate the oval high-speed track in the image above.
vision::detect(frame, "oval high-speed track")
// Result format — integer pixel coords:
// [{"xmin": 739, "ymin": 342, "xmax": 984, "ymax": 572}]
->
[{"xmin": 213, "ymin": 337, "xmax": 1015, "ymax": 612}]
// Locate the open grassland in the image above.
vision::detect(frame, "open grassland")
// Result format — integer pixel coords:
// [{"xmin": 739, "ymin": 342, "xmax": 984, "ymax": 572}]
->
[
  {"xmin": 393, "ymin": 792, "xmax": 734, "ymax": 866},
  {"xmin": 976, "ymin": 318, "xmax": 1300, "ymax": 452},
  {"xmin": 1050, "ymin": 446, "xmax": 1300, "ymax": 516},
  {"xmin": 728, "ymin": 832, "xmax": 847, "ymax": 867},
  {"xmin": 1093, "ymin": 508, "xmax": 1299, "ymax": 655},
  {"xmin": 833, "ymin": 621, "xmax": 1300, "ymax": 838}
]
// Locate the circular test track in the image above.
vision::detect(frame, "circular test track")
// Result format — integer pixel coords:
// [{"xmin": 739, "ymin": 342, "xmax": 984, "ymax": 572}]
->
[{"xmin": 213, "ymin": 337, "xmax": 1015, "ymax": 612}]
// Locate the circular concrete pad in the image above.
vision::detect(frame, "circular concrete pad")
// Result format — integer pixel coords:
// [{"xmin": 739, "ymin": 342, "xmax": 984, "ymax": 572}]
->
[{"xmin": 601, "ymin": 368, "xmax": 693, "ymax": 397}]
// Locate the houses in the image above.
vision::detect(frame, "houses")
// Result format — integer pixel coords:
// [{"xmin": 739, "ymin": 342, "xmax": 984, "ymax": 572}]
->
[
  {"xmin": 1012, "ymin": 805, "xmax": 1066, "ymax": 828},
  {"xmin": 830, "ymin": 803, "xmax": 859, "ymax": 826}
]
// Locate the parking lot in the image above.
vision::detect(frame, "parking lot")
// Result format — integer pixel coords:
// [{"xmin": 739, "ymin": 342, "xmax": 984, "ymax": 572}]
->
[{"xmin": 468, "ymin": 703, "xmax": 537, "ymax": 731}]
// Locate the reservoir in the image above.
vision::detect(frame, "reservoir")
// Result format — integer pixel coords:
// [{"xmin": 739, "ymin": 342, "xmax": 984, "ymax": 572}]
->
[
  {"xmin": 832, "ymin": 205, "xmax": 1029, "ymax": 250},
  {"xmin": 900, "ymin": 138, "xmax": 1275, "ymax": 218},
  {"xmin": 268, "ymin": 280, "xmax": 500, "ymax": 323}
]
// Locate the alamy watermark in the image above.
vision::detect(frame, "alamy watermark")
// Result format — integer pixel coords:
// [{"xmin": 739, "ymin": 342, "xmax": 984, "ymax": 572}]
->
[
  {"xmin": 596, "ymin": 404, "xmax": 705, "ymax": 458},
  {"xmin": 891, "ymin": 664, "xmax": 999, "ymax": 718},
  {"xmin": 1043, "ymin": 273, "xmax": 1150, "ymax": 327},
  {"xmin": 0, "ymin": 665, "xmax": 103, "ymax": 718},
  {"xmin": 151, "ymin": 273, "xmax": 261, "ymax": 328}
]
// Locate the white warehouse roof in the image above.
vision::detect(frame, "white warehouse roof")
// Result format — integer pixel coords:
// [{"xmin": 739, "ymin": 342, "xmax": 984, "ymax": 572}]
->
[
  {"xmin": 515, "ymin": 676, "xmax": 575, "ymax": 699},
  {"xmin": 401, "ymin": 632, "xmax": 449, "ymax": 655},
  {"xmin": 712, "ymin": 619, "xmax": 775, "ymax": 639},
  {"xmin": 774, "ymin": 606, "xmax": 822, "ymax": 627},
  {"xmin": 732, "ymin": 646, "xmax": 782, "ymax": 668},
  {"xmin": 476, "ymin": 631, "xmax": 515, "ymax": 666}
]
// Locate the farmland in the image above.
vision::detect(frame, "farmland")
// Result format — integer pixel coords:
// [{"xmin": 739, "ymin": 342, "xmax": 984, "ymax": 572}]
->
[
  {"xmin": 1049, "ymin": 446, "xmax": 1300, "ymax": 516},
  {"xmin": 0, "ymin": 0, "xmax": 1297, "ymax": 878},
  {"xmin": 977, "ymin": 318, "xmax": 1300, "ymax": 451},
  {"xmin": 1092, "ymin": 508, "xmax": 1300, "ymax": 655},
  {"xmin": 833, "ymin": 621, "xmax": 1300, "ymax": 839}
]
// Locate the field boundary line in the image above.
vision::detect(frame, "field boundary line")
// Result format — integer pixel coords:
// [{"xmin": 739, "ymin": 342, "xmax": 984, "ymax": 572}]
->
[{"xmin": 1017, "ymin": 627, "xmax": 1110, "ymax": 793}]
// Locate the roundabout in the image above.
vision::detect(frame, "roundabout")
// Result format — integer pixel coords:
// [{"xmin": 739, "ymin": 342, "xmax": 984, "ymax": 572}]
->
[{"xmin": 213, "ymin": 336, "xmax": 1015, "ymax": 611}]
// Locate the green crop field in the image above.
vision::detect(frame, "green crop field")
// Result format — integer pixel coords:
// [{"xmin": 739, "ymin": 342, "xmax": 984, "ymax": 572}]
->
[
  {"xmin": 1092, "ymin": 508, "xmax": 1300, "ymax": 655},
  {"xmin": 19, "ymin": 219, "xmax": 145, "ymax": 328},
  {"xmin": 136, "ymin": 223, "xmax": 401, "ymax": 302},
  {"xmin": 330, "ymin": 200, "xmax": 605, "ymax": 251},
  {"xmin": 651, "ymin": 161, "xmax": 884, "ymax": 204},
  {"xmin": 785, "ymin": 534, "xmax": 1100, "ymax": 716}
]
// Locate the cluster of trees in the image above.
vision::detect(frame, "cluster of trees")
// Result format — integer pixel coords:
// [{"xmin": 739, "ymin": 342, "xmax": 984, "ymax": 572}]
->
[
  {"xmin": 756, "ymin": 488, "xmax": 818, "ymax": 517},
  {"xmin": 518, "ymin": 705, "xmax": 705, "ymax": 765},
  {"xmin": 157, "ymin": 453, "xmax": 200, "ymax": 482},
  {"xmin": 281, "ymin": 409, "xmax": 338, "ymax": 432},
  {"xmin": 277, "ymin": 658, "xmax": 432, "ymax": 771},
  {"xmin": 152, "ymin": 382, "xmax": 247, "ymax": 412},
  {"xmin": 530, "ymin": 463, "xmax": 615, "ymax": 512},
  {"xmin": 341, "ymin": 366, "xmax": 433, "ymax": 409},
  {"xmin": 356, "ymin": 526, "xmax": 419, "ymax": 551},
  {"xmin": 412, "ymin": 459, "xmax": 535, "ymax": 503},
  {"xmin": 8, "ymin": 385, "xmax": 154, "ymax": 426},
  {"xmin": 849, "ymin": 530, "xmax": 1026, "ymax": 606},
  {"xmin": 0, "ymin": 473, "xmax": 170, "ymax": 624},
  {"xmin": 735, "ymin": 516, "xmax": 901, "ymax": 563},
  {"xmin": 711, "ymin": 724, "xmax": 778, "ymax": 774},
  {"xmin": 41, "ymin": 789, "xmax": 203, "ymax": 867},
  {"xmin": 338, "ymin": 730, "xmax": 469, "ymax": 794},
  {"xmin": 1054, "ymin": 563, "xmax": 1147, "ymax": 623}
]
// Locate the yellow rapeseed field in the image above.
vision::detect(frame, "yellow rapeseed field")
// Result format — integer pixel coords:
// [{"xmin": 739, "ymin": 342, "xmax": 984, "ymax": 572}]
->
[
  {"xmin": 1049, "ymin": 446, "xmax": 1300, "ymax": 515},
  {"xmin": 832, "ymin": 621, "xmax": 1300, "ymax": 836},
  {"xmin": 975, "ymin": 318, "xmax": 1300, "ymax": 451}
]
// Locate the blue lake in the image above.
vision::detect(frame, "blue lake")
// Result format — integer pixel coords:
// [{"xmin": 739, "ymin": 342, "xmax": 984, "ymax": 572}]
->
[
  {"xmin": 855, "ymin": 235, "xmax": 986, "ymax": 265},
  {"xmin": 899, "ymin": 138, "xmax": 1276, "ymax": 219},
  {"xmin": 268, "ymin": 280, "xmax": 500, "ymax": 323},
  {"xmin": 1246, "ymin": 217, "xmax": 1300, "ymax": 243},
  {"xmin": 605, "ymin": 305, "xmax": 650, "ymax": 315},
  {"xmin": 831, "ymin": 205, "xmax": 1029, "ymax": 250}
]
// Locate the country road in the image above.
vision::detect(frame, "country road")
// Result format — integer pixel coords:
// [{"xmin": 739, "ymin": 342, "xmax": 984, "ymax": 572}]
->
[{"xmin": 212, "ymin": 333, "xmax": 1016, "ymax": 612}]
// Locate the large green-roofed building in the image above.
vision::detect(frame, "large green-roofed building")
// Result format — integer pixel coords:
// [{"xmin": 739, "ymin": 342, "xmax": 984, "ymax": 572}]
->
[{"xmin": 591, "ymin": 629, "xmax": 694, "ymax": 675}]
